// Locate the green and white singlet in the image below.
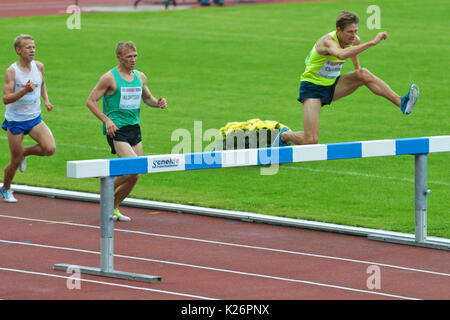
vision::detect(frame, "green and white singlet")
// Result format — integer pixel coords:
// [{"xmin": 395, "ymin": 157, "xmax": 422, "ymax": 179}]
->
[{"xmin": 102, "ymin": 67, "xmax": 143, "ymax": 135}]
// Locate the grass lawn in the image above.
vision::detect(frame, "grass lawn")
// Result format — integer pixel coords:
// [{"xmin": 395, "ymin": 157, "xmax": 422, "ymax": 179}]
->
[{"xmin": 0, "ymin": 0, "xmax": 449, "ymax": 237}]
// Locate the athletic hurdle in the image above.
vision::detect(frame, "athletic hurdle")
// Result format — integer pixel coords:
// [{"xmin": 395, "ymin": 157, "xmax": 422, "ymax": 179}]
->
[{"xmin": 53, "ymin": 135, "xmax": 450, "ymax": 283}]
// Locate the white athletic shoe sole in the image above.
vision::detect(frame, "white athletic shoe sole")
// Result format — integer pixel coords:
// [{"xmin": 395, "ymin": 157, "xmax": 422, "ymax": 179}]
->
[
  {"xmin": 19, "ymin": 157, "xmax": 27, "ymax": 173},
  {"xmin": 113, "ymin": 212, "xmax": 131, "ymax": 222},
  {"xmin": 405, "ymin": 84, "xmax": 419, "ymax": 115}
]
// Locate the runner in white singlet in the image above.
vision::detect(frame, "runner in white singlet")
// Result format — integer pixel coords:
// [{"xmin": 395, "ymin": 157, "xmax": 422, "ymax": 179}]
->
[{"xmin": 1, "ymin": 34, "xmax": 56, "ymax": 203}]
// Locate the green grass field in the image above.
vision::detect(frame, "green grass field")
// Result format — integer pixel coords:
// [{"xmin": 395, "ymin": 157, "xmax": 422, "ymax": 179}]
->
[{"xmin": 1, "ymin": 0, "xmax": 449, "ymax": 237}]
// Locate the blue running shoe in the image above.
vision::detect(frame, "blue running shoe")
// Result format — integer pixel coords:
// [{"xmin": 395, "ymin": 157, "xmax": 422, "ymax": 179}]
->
[
  {"xmin": 401, "ymin": 84, "xmax": 419, "ymax": 115},
  {"xmin": 272, "ymin": 127, "xmax": 289, "ymax": 147}
]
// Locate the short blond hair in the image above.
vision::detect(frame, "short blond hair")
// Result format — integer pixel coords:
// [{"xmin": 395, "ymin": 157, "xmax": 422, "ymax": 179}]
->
[
  {"xmin": 14, "ymin": 34, "xmax": 34, "ymax": 49},
  {"xmin": 116, "ymin": 41, "xmax": 137, "ymax": 56},
  {"xmin": 336, "ymin": 11, "xmax": 359, "ymax": 30}
]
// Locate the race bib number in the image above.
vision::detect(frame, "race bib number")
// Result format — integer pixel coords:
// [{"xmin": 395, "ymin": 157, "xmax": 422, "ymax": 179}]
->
[
  {"xmin": 119, "ymin": 87, "xmax": 142, "ymax": 110},
  {"xmin": 317, "ymin": 61, "xmax": 344, "ymax": 79}
]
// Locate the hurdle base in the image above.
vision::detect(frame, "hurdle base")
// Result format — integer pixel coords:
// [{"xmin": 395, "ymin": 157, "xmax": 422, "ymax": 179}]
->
[
  {"xmin": 53, "ymin": 263, "xmax": 162, "ymax": 283},
  {"xmin": 368, "ymin": 234, "xmax": 450, "ymax": 251}
]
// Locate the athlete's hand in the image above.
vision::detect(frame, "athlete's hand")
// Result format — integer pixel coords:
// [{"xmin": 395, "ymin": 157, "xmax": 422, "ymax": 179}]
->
[
  {"xmin": 157, "ymin": 96, "xmax": 167, "ymax": 109},
  {"xmin": 45, "ymin": 101, "xmax": 53, "ymax": 112},
  {"xmin": 372, "ymin": 32, "xmax": 388, "ymax": 45},
  {"xmin": 24, "ymin": 80, "xmax": 35, "ymax": 93},
  {"xmin": 105, "ymin": 118, "xmax": 118, "ymax": 137}
]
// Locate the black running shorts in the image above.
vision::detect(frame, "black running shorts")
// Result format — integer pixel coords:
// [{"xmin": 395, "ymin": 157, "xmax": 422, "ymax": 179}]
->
[{"xmin": 106, "ymin": 124, "xmax": 142, "ymax": 154}]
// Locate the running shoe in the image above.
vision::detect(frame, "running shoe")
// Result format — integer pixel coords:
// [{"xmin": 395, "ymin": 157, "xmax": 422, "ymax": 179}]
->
[
  {"xmin": 0, "ymin": 189, "xmax": 18, "ymax": 203},
  {"xmin": 113, "ymin": 208, "xmax": 131, "ymax": 222},
  {"xmin": 401, "ymin": 84, "xmax": 419, "ymax": 115},
  {"xmin": 271, "ymin": 127, "xmax": 290, "ymax": 147},
  {"xmin": 19, "ymin": 156, "xmax": 27, "ymax": 173}
]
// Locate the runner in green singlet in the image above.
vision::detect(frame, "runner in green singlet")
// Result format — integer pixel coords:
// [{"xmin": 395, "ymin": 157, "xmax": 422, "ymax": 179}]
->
[
  {"xmin": 86, "ymin": 41, "xmax": 167, "ymax": 222},
  {"xmin": 273, "ymin": 11, "xmax": 419, "ymax": 147}
]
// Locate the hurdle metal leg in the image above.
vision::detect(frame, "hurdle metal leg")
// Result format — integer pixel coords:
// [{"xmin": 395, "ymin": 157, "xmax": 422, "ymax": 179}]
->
[
  {"xmin": 54, "ymin": 176, "xmax": 162, "ymax": 283},
  {"xmin": 368, "ymin": 154, "xmax": 449, "ymax": 250},
  {"xmin": 414, "ymin": 154, "xmax": 429, "ymax": 243},
  {"xmin": 100, "ymin": 176, "xmax": 114, "ymax": 272}
]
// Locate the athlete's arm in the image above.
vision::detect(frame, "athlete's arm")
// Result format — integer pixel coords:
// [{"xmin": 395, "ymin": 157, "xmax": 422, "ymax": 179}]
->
[
  {"xmin": 86, "ymin": 72, "xmax": 118, "ymax": 137},
  {"xmin": 2, "ymin": 66, "xmax": 34, "ymax": 105},
  {"xmin": 323, "ymin": 32, "xmax": 387, "ymax": 60},
  {"xmin": 350, "ymin": 37, "xmax": 361, "ymax": 70},
  {"xmin": 139, "ymin": 72, "xmax": 167, "ymax": 109},
  {"xmin": 36, "ymin": 61, "xmax": 53, "ymax": 112}
]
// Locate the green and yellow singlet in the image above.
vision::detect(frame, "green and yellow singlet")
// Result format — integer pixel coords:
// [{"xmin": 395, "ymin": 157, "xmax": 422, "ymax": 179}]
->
[{"xmin": 300, "ymin": 31, "xmax": 349, "ymax": 86}]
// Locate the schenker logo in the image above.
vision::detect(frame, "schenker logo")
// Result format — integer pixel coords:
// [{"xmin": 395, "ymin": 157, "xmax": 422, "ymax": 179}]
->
[
  {"xmin": 152, "ymin": 158, "xmax": 180, "ymax": 169},
  {"xmin": 148, "ymin": 155, "xmax": 184, "ymax": 173}
]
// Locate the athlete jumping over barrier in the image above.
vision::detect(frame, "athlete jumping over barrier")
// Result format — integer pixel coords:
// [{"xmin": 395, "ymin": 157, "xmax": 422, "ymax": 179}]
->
[{"xmin": 274, "ymin": 11, "xmax": 420, "ymax": 147}]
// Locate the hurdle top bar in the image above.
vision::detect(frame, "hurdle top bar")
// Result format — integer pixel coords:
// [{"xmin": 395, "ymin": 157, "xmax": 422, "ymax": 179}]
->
[{"xmin": 67, "ymin": 136, "xmax": 450, "ymax": 178}]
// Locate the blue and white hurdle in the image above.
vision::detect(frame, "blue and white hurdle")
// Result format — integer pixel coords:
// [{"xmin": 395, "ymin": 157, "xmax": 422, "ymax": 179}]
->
[{"xmin": 53, "ymin": 136, "xmax": 450, "ymax": 283}]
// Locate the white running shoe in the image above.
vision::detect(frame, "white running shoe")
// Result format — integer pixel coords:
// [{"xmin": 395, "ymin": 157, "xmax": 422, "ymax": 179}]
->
[
  {"xmin": 19, "ymin": 156, "xmax": 27, "ymax": 173},
  {"xmin": 401, "ymin": 84, "xmax": 419, "ymax": 115},
  {"xmin": 112, "ymin": 208, "xmax": 131, "ymax": 222},
  {"xmin": 0, "ymin": 189, "xmax": 18, "ymax": 203}
]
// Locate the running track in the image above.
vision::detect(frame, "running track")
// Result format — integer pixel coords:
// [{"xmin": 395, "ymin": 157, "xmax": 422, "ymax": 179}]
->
[
  {"xmin": 1, "ymin": 193, "xmax": 449, "ymax": 302},
  {"xmin": 0, "ymin": 0, "xmax": 312, "ymax": 18}
]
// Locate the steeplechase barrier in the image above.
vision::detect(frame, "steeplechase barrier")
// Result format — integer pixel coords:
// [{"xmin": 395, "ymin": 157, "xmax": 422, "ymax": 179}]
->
[{"xmin": 53, "ymin": 136, "xmax": 450, "ymax": 283}]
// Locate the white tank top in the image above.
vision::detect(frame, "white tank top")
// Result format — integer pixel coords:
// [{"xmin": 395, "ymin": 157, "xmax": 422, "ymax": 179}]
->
[{"xmin": 5, "ymin": 61, "xmax": 42, "ymax": 121}]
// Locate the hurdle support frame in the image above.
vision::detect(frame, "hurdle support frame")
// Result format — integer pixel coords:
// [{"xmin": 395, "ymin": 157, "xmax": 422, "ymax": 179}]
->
[
  {"xmin": 367, "ymin": 153, "xmax": 447, "ymax": 250},
  {"xmin": 52, "ymin": 136, "xmax": 449, "ymax": 283},
  {"xmin": 54, "ymin": 176, "xmax": 162, "ymax": 283}
]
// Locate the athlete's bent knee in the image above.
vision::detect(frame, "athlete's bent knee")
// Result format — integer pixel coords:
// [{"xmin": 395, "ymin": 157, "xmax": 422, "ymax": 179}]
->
[
  {"xmin": 43, "ymin": 145, "xmax": 56, "ymax": 156},
  {"xmin": 10, "ymin": 155, "xmax": 24, "ymax": 168},
  {"xmin": 10, "ymin": 149, "xmax": 25, "ymax": 163},
  {"xmin": 358, "ymin": 68, "xmax": 374, "ymax": 84}
]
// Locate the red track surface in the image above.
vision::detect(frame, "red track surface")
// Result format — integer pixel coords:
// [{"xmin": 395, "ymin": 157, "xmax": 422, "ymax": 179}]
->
[
  {"xmin": 1, "ymin": 193, "xmax": 449, "ymax": 302},
  {"xmin": 0, "ymin": 0, "xmax": 316, "ymax": 17}
]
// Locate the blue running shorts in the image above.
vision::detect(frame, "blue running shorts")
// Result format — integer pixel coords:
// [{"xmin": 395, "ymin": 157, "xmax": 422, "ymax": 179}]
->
[{"xmin": 2, "ymin": 115, "xmax": 42, "ymax": 135}]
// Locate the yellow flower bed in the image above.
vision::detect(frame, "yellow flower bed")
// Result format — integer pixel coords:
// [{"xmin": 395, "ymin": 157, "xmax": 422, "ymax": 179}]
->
[{"xmin": 220, "ymin": 118, "xmax": 287, "ymax": 149}]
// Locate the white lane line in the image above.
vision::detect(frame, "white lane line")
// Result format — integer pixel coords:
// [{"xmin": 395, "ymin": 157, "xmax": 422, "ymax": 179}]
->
[
  {"xmin": 0, "ymin": 267, "xmax": 217, "ymax": 300},
  {"xmin": 284, "ymin": 165, "xmax": 450, "ymax": 186},
  {"xmin": 0, "ymin": 214, "xmax": 448, "ymax": 278},
  {"xmin": 0, "ymin": 239, "xmax": 420, "ymax": 300}
]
